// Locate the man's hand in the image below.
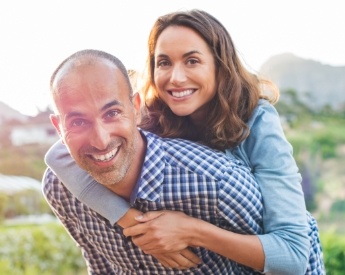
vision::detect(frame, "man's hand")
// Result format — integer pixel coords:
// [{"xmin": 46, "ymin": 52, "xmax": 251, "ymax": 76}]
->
[{"xmin": 151, "ymin": 249, "xmax": 201, "ymax": 269}]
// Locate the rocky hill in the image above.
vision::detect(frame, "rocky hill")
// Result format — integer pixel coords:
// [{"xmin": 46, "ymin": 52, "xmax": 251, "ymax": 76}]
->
[{"xmin": 260, "ymin": 53, "xmax": 345, "ymax": 110}]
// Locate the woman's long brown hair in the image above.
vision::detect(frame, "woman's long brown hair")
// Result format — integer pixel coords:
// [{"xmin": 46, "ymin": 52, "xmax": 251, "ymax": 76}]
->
[{"xmin": 139, "ymin": 9, "xmax": 279, "ymax": 151}]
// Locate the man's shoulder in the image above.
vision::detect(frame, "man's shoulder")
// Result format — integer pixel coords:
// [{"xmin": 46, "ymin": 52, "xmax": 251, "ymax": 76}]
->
[
  {"xmin": 42, "ymin": 167, "xmax": 56, "ymax": 186},
  {"xmin": 42, "ymin": 167, "xmax": 64, "ymax": 197},
  {"xmin": 143, "ymin": 130, "xmax": 244, "ymax": 177},
  {"xmin": 144, "ymin": 130, "xmax": 224, "ymax": 159}
]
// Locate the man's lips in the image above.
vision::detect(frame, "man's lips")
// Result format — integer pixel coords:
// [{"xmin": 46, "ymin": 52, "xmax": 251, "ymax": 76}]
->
[{"xmin": 89, "ymin": 148, "xmax": 118, "ymax": 162}]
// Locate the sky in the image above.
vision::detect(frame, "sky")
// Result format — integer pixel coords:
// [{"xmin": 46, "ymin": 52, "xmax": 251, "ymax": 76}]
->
[{"xmin": 0, "ymin": 0, "xmax": 344, "ymax": 116}]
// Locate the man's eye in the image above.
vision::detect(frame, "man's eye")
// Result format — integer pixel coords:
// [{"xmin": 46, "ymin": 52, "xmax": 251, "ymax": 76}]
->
[
  {"xmin": 71, "ymin": 119, "xmax": 87, "ymax": 127},
  {"xmin": 105, "ymin": 110, "xmax": 119, "ymax": 119}
]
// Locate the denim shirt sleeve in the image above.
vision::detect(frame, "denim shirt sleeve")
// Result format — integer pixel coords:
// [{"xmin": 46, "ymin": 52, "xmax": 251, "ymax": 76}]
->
[
  {"xmin": 44, "ymin": 140, "xmax": 130, "ymax": 224},
  {"xmin": 228, "ymin": 100, "xmax": 309, "ymax": 274}
]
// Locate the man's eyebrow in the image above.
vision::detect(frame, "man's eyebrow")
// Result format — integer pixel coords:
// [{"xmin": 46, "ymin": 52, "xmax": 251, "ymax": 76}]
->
[
  {"xmin": 65, "ymin": 111, "xmax": 84, "ymax": 120},
  {"xmin": 65, "ymin": 100, "xmax": 123, "ymax": 120},
  {"xmin": 101, "ymin": 100, "xmax": 123, "ymax": 112}
]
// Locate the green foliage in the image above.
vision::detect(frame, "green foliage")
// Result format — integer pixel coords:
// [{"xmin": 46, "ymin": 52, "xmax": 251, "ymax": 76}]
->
[
  {"xmin": 275, "ymin": 88, "xmax": 313, "ymax": 127},
  {"xmin": 0, "ymin": 191, "xmax": 52, "ymax": 220},
  {"xmin": 276, "ymin": 92, "xmax": 345, "ymax": 236},
  {"xmin": 287, "ymin": 121, "xmax": 345, "ymax": 160},
  {"xmin": 0, "ymin": 222, "xmax": 86, "ymax": 274},
  {"xmin": 0, "ymin": 194, "xmax": 8, "ymax": 223},
  {"xmin": 331, "ymin": 199, "xmax": 345, "ymax": 214},
  {"xmin": 0, "ymin": 143, "xmax": 50, "ymax": 181},
  {"xmin": 311, "ymin": 134, "xmax": 337, "ymax": 159},
  {"xmin": 321, "ymin": 232, "xmax": 345, "ymax": 274}
]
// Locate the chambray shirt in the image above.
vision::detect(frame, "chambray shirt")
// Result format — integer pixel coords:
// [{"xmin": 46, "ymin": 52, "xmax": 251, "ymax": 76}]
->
[
  {"xmin": 43, "ymin": 131, "xmax": 264, "ymax": 274},
  {"xmin": 228, "ymin": 100, "xmax": 325, "ymax": 275}
]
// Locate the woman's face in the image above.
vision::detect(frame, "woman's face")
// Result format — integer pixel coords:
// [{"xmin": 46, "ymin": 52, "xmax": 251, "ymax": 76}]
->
[{"xmin": 154, "ymin": 26, "xmax": 217, "ymax": 122}]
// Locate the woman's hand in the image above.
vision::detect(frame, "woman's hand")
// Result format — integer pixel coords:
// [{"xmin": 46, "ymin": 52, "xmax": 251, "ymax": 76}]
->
[
  {"xmin": 122, "ymin": 210, "xmax": 202, "ymax": 268},
  {"xmin": 123, "ymin": 210, "xmax": 194, "ymax": 253}
]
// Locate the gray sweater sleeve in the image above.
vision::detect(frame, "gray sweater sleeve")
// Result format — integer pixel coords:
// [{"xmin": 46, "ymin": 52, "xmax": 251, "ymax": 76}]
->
[{"xmin": 44, "ymin": 140, "xmax": 130, "ymax": 224}]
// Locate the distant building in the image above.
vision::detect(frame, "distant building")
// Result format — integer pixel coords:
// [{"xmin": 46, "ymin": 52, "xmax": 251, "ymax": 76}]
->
[
  {"xmin": 10, "ymin": 122, "xmax": 58, "ymax": 146},
  {"xmin": 8, "ymin": 109, "xmax": 58, "ymax": 146}
]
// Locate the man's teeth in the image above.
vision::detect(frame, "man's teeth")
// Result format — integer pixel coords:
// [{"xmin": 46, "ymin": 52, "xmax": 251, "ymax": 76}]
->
[
  {"xmin": 171, "ymin": 89, "xmax": 193, "ymax": 98},
  {"xmin": 92, "ymin": 148, "xmax": 117, "ymax": 162}
]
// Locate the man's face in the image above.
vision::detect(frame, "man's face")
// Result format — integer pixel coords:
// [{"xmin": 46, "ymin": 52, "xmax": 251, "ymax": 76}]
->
[{"xmin": 51, "ymin": 59, "xmax": 141, "ymax": 187}]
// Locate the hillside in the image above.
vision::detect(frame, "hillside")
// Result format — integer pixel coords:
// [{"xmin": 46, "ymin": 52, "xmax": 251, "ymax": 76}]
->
[{"xmin": 260, "ymin": 53, "xmax": 345, "ymax": 110}]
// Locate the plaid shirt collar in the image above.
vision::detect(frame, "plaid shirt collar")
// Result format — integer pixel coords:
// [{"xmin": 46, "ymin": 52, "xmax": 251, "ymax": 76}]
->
[{"xmin": 130, "ymin": 130, "xmax": 165, "ymax": 203}]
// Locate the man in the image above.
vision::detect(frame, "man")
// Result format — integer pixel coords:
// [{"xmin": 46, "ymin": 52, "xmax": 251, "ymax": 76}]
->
[{"xmin": 43, "ymin": 49, "xmax": 264, "ymax": 274}]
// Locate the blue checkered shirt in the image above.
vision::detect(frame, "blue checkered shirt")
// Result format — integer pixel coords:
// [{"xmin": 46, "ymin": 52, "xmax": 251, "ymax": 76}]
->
[{"xmin": 43, "ymin": 130, "xmax": 264, "ymax": 274}]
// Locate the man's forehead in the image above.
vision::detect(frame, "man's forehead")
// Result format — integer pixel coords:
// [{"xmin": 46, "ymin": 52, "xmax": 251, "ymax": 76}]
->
[{"xmin": 53, "ymin": 57, "xmax": 116, "ymax": 89}]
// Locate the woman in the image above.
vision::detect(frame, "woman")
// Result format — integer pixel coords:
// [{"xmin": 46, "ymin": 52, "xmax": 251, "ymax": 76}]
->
[{"xmin": 45, "ymin": 9, "xmax": 324, "ymax": 274}]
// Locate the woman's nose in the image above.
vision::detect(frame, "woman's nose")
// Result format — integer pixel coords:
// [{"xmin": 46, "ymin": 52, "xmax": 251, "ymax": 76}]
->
[{"xmin": 170, "ymin": 64, "xmax": 187, "ymax": 85}]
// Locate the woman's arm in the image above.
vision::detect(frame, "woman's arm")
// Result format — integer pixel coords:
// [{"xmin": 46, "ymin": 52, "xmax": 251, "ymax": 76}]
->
[
  {"xmin": 232, "ymin": 100, "xmax": 310, "ymax": 274},
  {"xmin": 124, "ymin": 163, "xmax": 266, "ymax": 272},
  {"xmin": 124, "ymin": 210, "xmax": 265, "ymax": 272}
]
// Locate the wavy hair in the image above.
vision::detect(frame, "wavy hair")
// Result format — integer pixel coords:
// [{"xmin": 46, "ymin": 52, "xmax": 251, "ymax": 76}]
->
[{"xmin": 139, "ymin": 9, "xmax": 279, "ymax": 150}]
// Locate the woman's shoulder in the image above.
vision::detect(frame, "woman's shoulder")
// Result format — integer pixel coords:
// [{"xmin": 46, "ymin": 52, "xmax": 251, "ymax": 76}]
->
[
  {"xmin": 255, "ymin": 98, "xmax": 278, "ymax": 114},
  {"xmin": 247, "ymin": 99, "xmax": 280, "ymax": 128}
]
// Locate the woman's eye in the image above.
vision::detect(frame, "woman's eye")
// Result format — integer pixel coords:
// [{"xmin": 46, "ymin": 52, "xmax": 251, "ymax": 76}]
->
[
  {"xmin": 187, "ymin": 58, "xmax": 199, "ymax": 65},
  {"xmin": 157, "ymin": 60, "xmax": 170, "ymax": 68}
]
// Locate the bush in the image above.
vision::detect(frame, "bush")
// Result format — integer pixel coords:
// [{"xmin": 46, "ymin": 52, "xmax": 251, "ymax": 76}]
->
[
  {"xmin": 321, "ymin": 231, "xmax": 345, "ymax": 274},
  {"xmin": 311, "ymin": 134, "xmax": 337, "ymax": 159},
  {"xmin": 0, "ymin": 193, "xmax": 8, "ymax": 222},
  {"xmin": 0, "ymin": 222, "xmax": 86, "ymax": 274},
  {"xmin": 331, "ymin": 199, "xmax": 345, "ymax": 213}
]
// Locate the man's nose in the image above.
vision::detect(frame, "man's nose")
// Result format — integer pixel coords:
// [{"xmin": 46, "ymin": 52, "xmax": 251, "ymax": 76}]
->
[{"xmin": 89, "ymin": 121, "xmax": 111, "ymax": 150}]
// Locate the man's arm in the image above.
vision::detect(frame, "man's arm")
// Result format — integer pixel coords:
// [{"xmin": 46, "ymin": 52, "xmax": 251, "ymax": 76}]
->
[{"xmin": 42, "ymin": 168, "xmax": 116, "ymax": 274}]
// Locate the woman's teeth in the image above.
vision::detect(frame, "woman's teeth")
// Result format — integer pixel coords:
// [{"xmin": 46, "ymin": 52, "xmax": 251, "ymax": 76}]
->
[{"xmin": 171, "ymin": 89, "xmax": 193, "ymax": 98}]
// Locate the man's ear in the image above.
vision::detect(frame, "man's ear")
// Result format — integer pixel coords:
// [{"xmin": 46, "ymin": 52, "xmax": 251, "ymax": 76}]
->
[
  {"xmin": 132, "ymin": 92, "xmax": 142, "ymax": 125},
  {"xmin": 50, "ymin": 114, "xmax": 64, "ymax": 143}
]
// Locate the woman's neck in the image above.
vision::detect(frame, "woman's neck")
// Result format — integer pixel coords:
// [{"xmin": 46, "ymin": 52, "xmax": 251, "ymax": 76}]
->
[{"xmin": 189, "ymin": 106, "xmax": 208, "ymax": 127}]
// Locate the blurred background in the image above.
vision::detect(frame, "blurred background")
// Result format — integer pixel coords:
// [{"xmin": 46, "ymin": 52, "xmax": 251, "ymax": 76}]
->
[{"xmin": 0, "ymin": 0, "xmax": 344, "ymax": 274}]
